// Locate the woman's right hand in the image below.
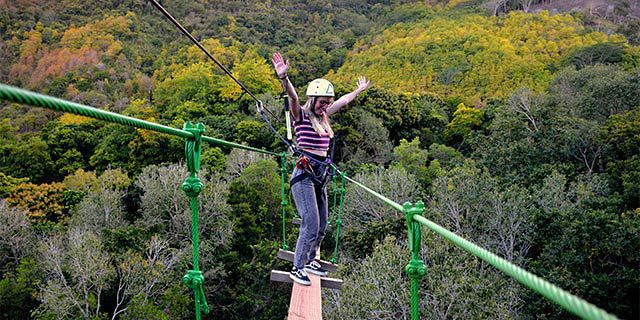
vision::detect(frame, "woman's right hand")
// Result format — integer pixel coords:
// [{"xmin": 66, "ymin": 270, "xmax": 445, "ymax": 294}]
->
[{"xmin": 272, "ymin": 52, "xmax": 289, "ymax": 78}]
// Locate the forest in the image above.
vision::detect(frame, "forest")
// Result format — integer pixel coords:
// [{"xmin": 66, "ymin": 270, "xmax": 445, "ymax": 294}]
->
[{"xmin": 0, "ymin": 0, "xmax": 639, "ymax": 319}]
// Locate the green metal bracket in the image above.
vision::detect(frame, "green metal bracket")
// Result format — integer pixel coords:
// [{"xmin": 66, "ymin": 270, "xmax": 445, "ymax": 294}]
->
[
  {"xmin": 404, "ymin": 201, "xmax": 427, "ymax": 320},
  {"xmin": 181, "ymin": 122, "xmax": 209, "ymax": 319},
  {"xmin": 279, "ymin": 152, "xmax": 289, "ymax": 251}
]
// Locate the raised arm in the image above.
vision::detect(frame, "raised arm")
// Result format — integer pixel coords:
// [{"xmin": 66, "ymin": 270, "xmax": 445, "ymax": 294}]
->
[
  {"xmin": 272, "ymin": 52, "xmax": 302, "ymax": 121},
  {"xmin": 326, "ymin": 76, "xmax": 371, "ymax": 116}
]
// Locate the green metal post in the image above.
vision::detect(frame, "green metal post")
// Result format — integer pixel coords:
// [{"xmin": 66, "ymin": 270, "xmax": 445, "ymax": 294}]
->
[
  {"xmin": 330, "ymin": 172, "xmax": 346, "ymax": 263},
  {"xmin": 404, "ymin": 201, "xmax": 427, "ymax": 320},
  {"xmin": 180, "ymin": 122, "xmax": 210, "ymax": 319},
  {"xmin": 279, "ymin": 152, "xmax": 289, "ymax": 250}
]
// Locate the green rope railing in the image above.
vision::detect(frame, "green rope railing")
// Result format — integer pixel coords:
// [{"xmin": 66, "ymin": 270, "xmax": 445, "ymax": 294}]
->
[
  {"xmin": 0, "ymin": 84, "xmax": 278, "ymax": 157},
  {"xmin": 330, "ymin": 172, "xmax": 346, "ymax": 263},
  {"xmin": 344, "ymin": 172, "xmax": 619, "ymax": 320},
  {"xmin": 341, "ymin": 173, "xmax": 404, "ymax": 212},
  {"xmin": 0, "ymin": 84, "xmax": 192, "ymax": 138},
  {"xmin": 412, "ymin": 214, "xmax": 618, "ymax": 320},
  {"xmin": 279, "ymin": 152, "xmax": 290, "ymax": 251},
  {"xmin": 1, "ymin": 83, "xmax": 620, "ymax": 320}
]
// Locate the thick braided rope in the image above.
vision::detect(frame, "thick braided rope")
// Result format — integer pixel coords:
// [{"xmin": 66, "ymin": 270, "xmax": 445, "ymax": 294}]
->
[
  {"xmin": 341, "ymin": 172, "xmax": 404, "ymax": 211},
  {"xmin": 201, "ymin": 135, "xmax": 279, "ymax": 156},
  {"xmin": 0, "ymin": 84, "xmax": 192, "ymax": 138},
  {"xmin": 338, "ymin": 170, "xmax": 617, "ymax": 319},
  {"xmin": 413, "ymin": 215, "xmax": 618, "ymax": 320},
  {"xmin": 0, "ymin": 84, "xmax": 279, "ymax": 156}
]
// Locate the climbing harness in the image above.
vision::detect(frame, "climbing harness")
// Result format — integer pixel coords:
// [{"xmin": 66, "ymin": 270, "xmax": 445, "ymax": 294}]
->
[
  {"xmin": 290, "ymin": 131, "xmax": 338, "ymax": 188},
  {"xmin": 291, "ymin": 155, "xmax": 335, "ymax": 187}
]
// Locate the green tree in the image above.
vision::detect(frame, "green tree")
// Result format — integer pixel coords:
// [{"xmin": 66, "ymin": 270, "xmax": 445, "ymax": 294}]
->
[
  {"xmin": 527, "ymin": 173, "xmax": 640, "ymax": 319},
  {"xmin": 564, "ymin": 42, "xmax": 626, "ymax": 69},
  {"xmin": 445, "ymin": 103, "xmax": 484, "ymax": 149},
  {"xmin": 0, "ymin": 136, "xmax": 55, "ymax": 183},
  {"xmin": 548, "ymin": 64, "xmax": 640, "ymax": 123},
  {"xmin": 0, "ymin": 258, "xmax": 41, "ymax": 320},
  {"xmin": 603, "ymin": 109, "xmax": 640, "ymax": 210},
  {"xmin": 341, "ymin": 109, "xmax": 393, "ymax": 167},
  {"xmin": 392, "ymin": 137, "xmax": 430, "ymax": 187},
  {"xmin": 89, "ymin": 124, "xmax": 136, "ymax": 172},
  {"xmin": 325, "ymin": 236, "xmax": 411, "ymax": 319}
]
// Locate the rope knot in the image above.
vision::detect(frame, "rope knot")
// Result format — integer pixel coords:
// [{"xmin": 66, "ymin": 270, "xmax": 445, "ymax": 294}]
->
[
  {"xmin": 405, "ymin": 259, "xmax": 427, "ymax": 279},
  {"xmin": 182, "ymin": 177, "xmax": 203, "ymax": 197},
  {"xmin": 182, "ymin": 269, "xmax": 204, "ymax": 289},
  {"xmin": 183, "ymin": 121, "xmax": 205, "ymax": 174}
]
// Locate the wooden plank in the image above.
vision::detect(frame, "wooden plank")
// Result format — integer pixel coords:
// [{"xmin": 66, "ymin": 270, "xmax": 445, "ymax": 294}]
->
[
  {"xmin": 288, "ymin": 273, "xmax": 322, "ymax": 320},
  {"xmin": 270, "ymin": 270, "xmax": 343, "ymax": 290},
  {"xmin": 277, "ymin": 249, "xmax": 338, "ymax": 273}
]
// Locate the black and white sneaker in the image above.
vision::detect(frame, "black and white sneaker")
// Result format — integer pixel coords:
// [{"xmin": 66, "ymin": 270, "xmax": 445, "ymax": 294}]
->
[
  {"xmin": 289, "ymin": 266, "xmax": 311, "ymax": 286},
  {"xmin": 304, "ymin": 260, "xmax": 327, "ymax": 277}
]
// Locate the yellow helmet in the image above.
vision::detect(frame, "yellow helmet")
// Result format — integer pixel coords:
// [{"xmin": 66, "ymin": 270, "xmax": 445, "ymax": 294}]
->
[{"xmin": 306, "ymin": 78, "xmax": 334, "ymax": 97}]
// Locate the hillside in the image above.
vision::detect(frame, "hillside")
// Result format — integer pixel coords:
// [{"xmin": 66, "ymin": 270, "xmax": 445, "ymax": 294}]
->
[{"xmin": 531, "ymin": 0, "xmax": 640, "ymax": 17}]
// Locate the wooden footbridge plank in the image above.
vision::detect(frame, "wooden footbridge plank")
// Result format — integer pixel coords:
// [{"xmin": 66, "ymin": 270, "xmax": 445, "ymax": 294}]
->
[
  {"xmin": 287, "ymin": 273, "xmax": 322, "ymax": 320},
  {"xmin": 276, "ymin": 249, "xmax": 338, "ymax": 273},
  {"xmin": 270, "ymin": 270, "xmax": 343, "ymax": 290}
]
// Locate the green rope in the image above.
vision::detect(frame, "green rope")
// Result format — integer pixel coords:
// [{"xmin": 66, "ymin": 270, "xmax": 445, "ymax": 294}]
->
[
  {"xmin": 0, "ymin": 84, "xmax": 278, "ymax": 156},
  {"xmin": 0, "ymin": 84, "xmax": 192, "ymax": 138},
  {"xmin": 330, "ymin": 175, "xmax": 339, "ymax": 227},
  {"xmin": 202, "ymin": 135, "xmax": 279, "ymax": 156},
  {"xmin": 279, "ymin": 152, "xmax": 289, "ymax": 250},
  {"xmin": 181, "ymin": 122, "xmax": 209, "ymax": 318},
  {"xmin": 338, "ymin": 170, "xmax": 617, "ymax": 320},
  {"xmin": 412, "ymin": 215, "xmax": 619, "ymax": 320},
  {"xmin": 341, "ymin": 173, "xmax": 404, "ymax": 212},
  {"xmin": 330, "ymin": 172, "xmax": 346, "ymax": 264}
]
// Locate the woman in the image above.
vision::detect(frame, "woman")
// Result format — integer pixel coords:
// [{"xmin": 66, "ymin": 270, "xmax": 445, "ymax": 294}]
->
[{"xmin": 272, "ymin": 52, "xmax": 370, "ymax": 285}]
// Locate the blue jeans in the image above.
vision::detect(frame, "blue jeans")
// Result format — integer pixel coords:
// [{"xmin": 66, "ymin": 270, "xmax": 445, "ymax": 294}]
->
[{"xmin": 291, "ymin": 167, "xmax": 329, "ymax": 269}]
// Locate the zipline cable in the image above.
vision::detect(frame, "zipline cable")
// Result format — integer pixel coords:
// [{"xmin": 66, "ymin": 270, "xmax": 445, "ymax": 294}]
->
[
  {"xmin": 146, "ymin": 0, "xmax": 337, "ymax": 166},
  {"xmin": 259, "ymin": 107, "xmax": 297, "ymax": 153},
  {"xmin": 147, "ymin": 0, "xmax": 273, "ymax": 116}
]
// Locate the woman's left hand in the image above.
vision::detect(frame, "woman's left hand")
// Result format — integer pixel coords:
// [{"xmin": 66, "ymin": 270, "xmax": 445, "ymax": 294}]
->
[{"xmin": 356, "ymin": 76, "xmax": 371, "ymax": 93}]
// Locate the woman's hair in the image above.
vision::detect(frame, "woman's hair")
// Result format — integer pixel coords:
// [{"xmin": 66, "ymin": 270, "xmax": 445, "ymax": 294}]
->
[{"xmin": 301, "ymin": 96, "xmax": 334, "ymax": 138}]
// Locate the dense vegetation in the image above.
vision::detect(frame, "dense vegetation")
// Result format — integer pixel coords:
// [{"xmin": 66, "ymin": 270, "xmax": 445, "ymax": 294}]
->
[{"xmin": 1, "ymin": 1, "xmax": 638, "ymax": 319}]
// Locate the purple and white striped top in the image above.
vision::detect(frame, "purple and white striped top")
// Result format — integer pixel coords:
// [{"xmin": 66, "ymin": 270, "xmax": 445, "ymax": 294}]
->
[{"xmin": 293, "ymin": 111, "xmax": 330, "ymax": 151}]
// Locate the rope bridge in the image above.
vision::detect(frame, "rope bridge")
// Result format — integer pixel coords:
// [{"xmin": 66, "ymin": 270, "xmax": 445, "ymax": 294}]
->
[{"xmin": 0, "ymin": 84, "xmax": 620, "ymax": 319}]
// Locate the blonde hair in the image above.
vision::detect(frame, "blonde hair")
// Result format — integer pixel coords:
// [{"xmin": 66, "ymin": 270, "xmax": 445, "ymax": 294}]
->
[{"xmin": 301, "ymin": 96, "xmax": 334, "ymax": 138}]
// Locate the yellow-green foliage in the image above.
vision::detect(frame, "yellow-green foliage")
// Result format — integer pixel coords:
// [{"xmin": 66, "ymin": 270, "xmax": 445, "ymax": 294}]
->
[
  {"xmin": 154, "ymin": 39, "xmax": 280, "ymax": 114},
  {"xmin": 330, "ymin": 11, "xmax": 627, "ymax": 103},
  {"xmin": 59, "ymin": 13, "xmax": 134, "ymax": 52},
  {"xmin": 63, "ymin": 168, "xmax": 131, "ymax": 193},
  {"xmin": 446, "ymin": 103, "xmax": 484, "ymax": 139},
  {"xmin": 0, "ymin": 172, "xmax": 29, "ymax": 198},
  {"xmin": 7, "ymin": 182, "xmax": 65, "ymax": 222}
]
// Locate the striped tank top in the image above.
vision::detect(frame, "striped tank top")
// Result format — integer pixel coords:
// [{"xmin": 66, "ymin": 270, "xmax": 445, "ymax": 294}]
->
[{"xmin": 293, "ymin": 111, "xmax": 330, "ymax": 151}]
